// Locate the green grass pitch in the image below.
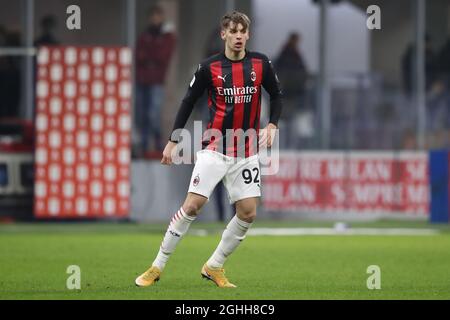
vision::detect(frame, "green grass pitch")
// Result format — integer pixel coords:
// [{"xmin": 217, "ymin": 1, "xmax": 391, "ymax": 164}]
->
[{"xmin": 1, "ymin": 221, "xmax": 450, "ymax": 300}]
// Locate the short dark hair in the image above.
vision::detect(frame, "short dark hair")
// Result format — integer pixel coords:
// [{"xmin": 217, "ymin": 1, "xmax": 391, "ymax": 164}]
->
[{"xmin": 221, "ymin": 11, "xmax": 250, "ymax": 32}]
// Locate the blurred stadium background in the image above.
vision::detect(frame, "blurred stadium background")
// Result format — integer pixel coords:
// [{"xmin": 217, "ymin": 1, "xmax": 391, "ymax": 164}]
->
[{"xmin": 1, "ymin": 0, "xmax": 450, "ymax": 299}]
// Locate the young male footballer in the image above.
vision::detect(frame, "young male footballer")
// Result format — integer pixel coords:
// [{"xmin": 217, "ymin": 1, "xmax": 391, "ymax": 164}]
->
[{"xmin": 135, "ymin": 11, "xmax": 282, "ymax": 288}]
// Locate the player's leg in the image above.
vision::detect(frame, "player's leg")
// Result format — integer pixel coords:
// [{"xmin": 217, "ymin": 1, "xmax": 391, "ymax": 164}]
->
[
  {"xmin": 136, "ymin": 150, "xmax": 227, "ymax": 287},
  {"xmin": 205, "ymin": 197, "xmax": 257, "ymax": 263},
  {"xmin": 201, "ymin": 197, "xmax": 258, "ymax": 288},
  {"xmin": 202, "ymin": 155, "xmax": 261, "ymax": 288},
  {"xmin": 135, "ymin": 192, "xmax": 207, "ymax": 287},
  {"xmin": 151, "ymin": 192, "xmax": 207, "ymax": 270}
]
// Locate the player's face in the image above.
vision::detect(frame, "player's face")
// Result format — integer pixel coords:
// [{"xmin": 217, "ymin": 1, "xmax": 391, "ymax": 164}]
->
[{"xmin": 221, "ymin": 22, "xmax": 249, "ymax": 53}]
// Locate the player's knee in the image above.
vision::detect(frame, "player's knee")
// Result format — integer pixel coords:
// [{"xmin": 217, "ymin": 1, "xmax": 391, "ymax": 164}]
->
[
  {"xmin": 236, "ymin": 200, "xmax": 257, "ymax": 222},
  {"xmin": 182, "ymin": 202, "xmax": 203, "ymax": 216},
  {"xmin": 238, "ymin": 210, "xmax": 256, "ymax": 223},
  {"xmin": 246, "ymin": 211, "xmax": 257, "ymax": 222}
]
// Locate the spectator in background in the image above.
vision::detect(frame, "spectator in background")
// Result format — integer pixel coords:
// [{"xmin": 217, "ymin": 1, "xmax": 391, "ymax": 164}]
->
[
  {"xmin": 0, "ymin": 25, "xmax": 10, "ymax": 117},
  {"xmin": 436, "ymin": 36, "xmax": 450, "ymax": 78},
  {"xmin": 401, "ymin": 35, "xmax": 436, "ymax": 96},
  {"xmin": 275, "ymin": 32, "xmax": 308, "ymax": 97},
  {"xmin": 0, "ymin": 25, "xmax": 6, "ymax": 44},
  {"xmin": 136, "ymin": 5, "xmax": 176, "ymax": 156},
  {"xmin": 34, "ymin": 15, "xmax": 60, "ymax": 46},
  {"xmin": 204, "ymin": 26, "xmax": 223, "ymax": 58},
  {"xmin": 426, "ymin": 38, "xmax": 450, "ymax": 147},
  {"xmin": 433, "ymin": 36, "xmax": 450, "ymax": 93},
  {"xmin": 274, "ymin": 32, "xmax": 309, "ymax": 148},
  {"xmin": 0, "ymin": 25, "xmax": 21, "ymax": 118}
]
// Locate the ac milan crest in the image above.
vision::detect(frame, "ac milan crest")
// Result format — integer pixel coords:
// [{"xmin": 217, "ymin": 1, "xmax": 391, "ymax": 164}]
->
[
  {"xmin": 193, "ymin": 174, "xmax": 200, "ymax": 186},
  {"xmin": 251, "ymin": 70, "xmax": 256, "ymax": 82}
]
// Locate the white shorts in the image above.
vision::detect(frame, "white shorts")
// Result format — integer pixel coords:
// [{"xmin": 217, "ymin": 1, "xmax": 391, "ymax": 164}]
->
[{"xmin": 188, "ymin": 150, "xmax": 261, "ymax": 204}]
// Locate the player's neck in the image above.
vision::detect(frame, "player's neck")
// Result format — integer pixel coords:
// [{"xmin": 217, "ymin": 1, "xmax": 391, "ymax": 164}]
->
[{"xmin": 224, "ymin": 48, "xmax": 246, "ymax": 61}]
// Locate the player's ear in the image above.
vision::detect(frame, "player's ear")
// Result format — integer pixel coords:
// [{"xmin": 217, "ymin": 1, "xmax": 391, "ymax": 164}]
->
[{"xmin": 220, "ymin": 29, "xmax": 226, "ymax": 40}]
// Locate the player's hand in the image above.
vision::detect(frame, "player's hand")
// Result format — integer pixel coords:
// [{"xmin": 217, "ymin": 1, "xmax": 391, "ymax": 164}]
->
[
  {"xmin": 259, "ymin": 123, "xmax": 277, "ymax": 148},
  {"xmin": 161, "ymin": 141, "xmax": 177, "ymax": 165}
]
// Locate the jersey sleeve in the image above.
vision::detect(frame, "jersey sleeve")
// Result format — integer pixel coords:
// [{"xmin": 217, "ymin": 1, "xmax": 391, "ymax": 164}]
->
[
  {"xmin": 262, "ymin": 57, "xmax": 283, "ymax": 127},
  {"xmin": 169, "ymin": 63, "xmax": 209, "ymax": 142}
]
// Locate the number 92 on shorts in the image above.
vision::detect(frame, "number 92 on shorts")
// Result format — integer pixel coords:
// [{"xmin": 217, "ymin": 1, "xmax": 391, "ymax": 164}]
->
[{"xmin": 188, "ymin": 150, "xmax": 261, "ymax": 204}]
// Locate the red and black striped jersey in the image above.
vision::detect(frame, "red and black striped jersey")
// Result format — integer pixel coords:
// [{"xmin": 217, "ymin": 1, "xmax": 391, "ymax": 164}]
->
[{"xmin": 170, "ymin": 50, "xmax": 282, "ymax": 158}]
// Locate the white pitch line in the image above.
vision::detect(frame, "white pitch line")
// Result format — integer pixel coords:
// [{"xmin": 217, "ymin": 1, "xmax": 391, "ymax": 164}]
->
[{"xmin": 246, "ymin": 228, "xmax": 440, "ymax": 236}]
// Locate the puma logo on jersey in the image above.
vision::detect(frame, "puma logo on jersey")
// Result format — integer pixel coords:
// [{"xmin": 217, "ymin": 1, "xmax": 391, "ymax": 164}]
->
[{"xmin": 217, "ymin": 74, "xmax": 228, "ymax": 82}]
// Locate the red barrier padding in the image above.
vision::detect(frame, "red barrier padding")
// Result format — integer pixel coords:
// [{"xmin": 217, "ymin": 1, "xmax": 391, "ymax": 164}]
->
[{"xmin": 34, "ymin": 46, "xmax": 132, "ymax": 218}]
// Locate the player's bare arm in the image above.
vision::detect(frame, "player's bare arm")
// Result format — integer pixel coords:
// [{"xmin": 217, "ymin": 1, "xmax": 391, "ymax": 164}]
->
[{"xmin": 259, "ymin": 122, "xmax": 278, "ymax": 148}]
